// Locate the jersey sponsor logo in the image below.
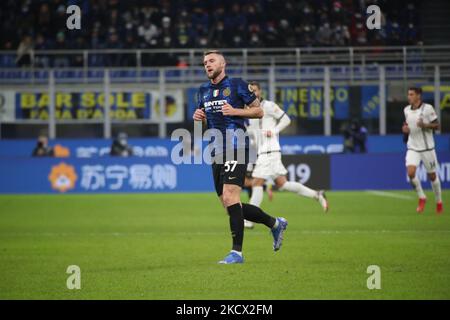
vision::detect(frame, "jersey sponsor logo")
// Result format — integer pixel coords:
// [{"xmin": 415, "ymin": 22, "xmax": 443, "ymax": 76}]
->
[
  {"xmin": 203, "ymin": 99, "xmax": 227, "ymax": 108},
  {"xmin": 223, "ymin": 87, "xmax": 231, "ymax": 97}
]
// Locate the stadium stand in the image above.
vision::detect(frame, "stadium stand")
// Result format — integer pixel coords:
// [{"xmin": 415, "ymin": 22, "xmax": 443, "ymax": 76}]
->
[{"xmin": 0, "ymin": 0, "xmax": 423, "ymax": 67}]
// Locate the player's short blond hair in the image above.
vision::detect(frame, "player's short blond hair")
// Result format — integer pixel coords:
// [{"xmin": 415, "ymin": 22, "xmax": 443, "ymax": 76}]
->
[{"xmin": 203, "ymin": 50, "xmax": 224, "ymax": 57}]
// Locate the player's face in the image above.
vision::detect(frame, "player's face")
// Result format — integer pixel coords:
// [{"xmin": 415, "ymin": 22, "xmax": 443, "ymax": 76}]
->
[
  {"xmin": 251, "ymin": 85, "xmax": 261, "ymax": 100},
  {"xmin": 203, "ymin": 54, "xmax": 225, "ymax": 80},
  {"xmin": 407, "ymin": 90, "xmax": 420, "ymax": 105}
]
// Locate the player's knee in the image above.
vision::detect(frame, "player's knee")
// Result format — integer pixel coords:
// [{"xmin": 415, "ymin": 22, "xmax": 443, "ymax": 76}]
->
[
  {"xmin": 276, "ymin": 180, "xmax": 286, "ymax": 189},
  {"xmin": 275, "ymin": 176, "xmax": 287, "ymax": 189},
  {"xmin": 407, "ymin": 169, "xmax": 416, "ymax": 180},
  {"xmin": 428, "ymin": 172, "xmax": 437, "ymax": 181},
  {"xmin": 222, "ymin": 197, "xmax": 236, "ymax": 207},
  {"xmin": 221, "ymin": 189, "xmax": 239, "ymax": 207}
]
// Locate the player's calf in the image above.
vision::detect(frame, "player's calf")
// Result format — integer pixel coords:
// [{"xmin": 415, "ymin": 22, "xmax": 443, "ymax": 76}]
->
[{"xmin": 277, "ymin": 179, "xmax": 328, "ymax": 212}]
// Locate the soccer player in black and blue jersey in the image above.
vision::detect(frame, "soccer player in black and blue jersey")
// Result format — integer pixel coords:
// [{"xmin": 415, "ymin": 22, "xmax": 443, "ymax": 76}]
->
[{"xmin": 193, "ymin": 50, "xmax": 288, "ymax": 264}]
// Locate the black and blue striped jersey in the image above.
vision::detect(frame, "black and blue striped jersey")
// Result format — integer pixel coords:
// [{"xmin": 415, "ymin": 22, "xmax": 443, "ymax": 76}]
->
[{"xmin": 196, "ymin": 76, "xmax": 257, "ymax": 155}]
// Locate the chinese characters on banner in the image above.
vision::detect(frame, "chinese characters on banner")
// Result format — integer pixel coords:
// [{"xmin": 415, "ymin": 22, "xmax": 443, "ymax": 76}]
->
[{"xmin": 80, "ymin": 164, "xmax": 176, "ymax": 191}]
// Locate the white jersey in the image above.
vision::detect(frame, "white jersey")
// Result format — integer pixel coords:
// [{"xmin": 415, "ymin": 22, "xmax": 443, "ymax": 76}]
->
[
  {"xmin": 404, "ymin": 103, "xmax": 438, "ymax": 151},
  {"xmin": 247, "ymin": 100, "xmax": 288, "ymax": 154}
]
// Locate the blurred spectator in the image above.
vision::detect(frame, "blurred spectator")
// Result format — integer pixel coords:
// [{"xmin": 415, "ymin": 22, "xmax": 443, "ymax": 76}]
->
[
  {"xmin": 159, "ymin": 16, "xmax": 174, "ymax": 43},
  {"xmin": 264, "ymin": 21, "xmax": 280, "ymax": 47},
  {"xmin": 71, "ymin": 36, "xmax": 88, "ymax": 67},
  {"xmin": 330, "ymin": 1, "xmax": 347, "ymax": 25},
  {"xmin": 155, "ymin": 36, "xmax": 178, "ymax": 66},
  {"xmin": 110, "ymin": 132, "xmax": 133, "ymax": 157},
  {"xmin": 53, "ymin": 4, "xmax": 68, "ymax": 33},
  {"xmin": 316, "ymin": 23, "xmax": 333, "ymax": 46},
  {"xmin": 34, "ymin": 33, "xmax": 52, "ymax": 68},
  {"xmin": 299, "ymin": 3, "xmax": 315, "ymax": 26},
  {"xmin": 353, "ymin": 21, "xmax": 368, "ymax": 46},
  {"xmin": 105, "ymin": 31, "xmax": 123, "ymax": 66},
  {"xmin": 138, "ymin": 19, "xmax": 159, "ymax": 48},
  {"xmin": 224, "ymin": 3, "xmax": 246, "ymax": 34},
  {"xmin": 175, "ymin": 20, "xmax": 193, "ymax": 48},
  {"xmin": 342, "ymin": 119, "xmax": 368, "ymax": 153},
  {"xmin": 37, "ymin": 3, "xmax": 52, "ymax": 37},
  {"xmin": 208, "ymin": 21, "xmax": 227, "ymax": 48},
  {"xmin": 386, "ymin": 21, "xmax": 402, "ymax": 46},
  {"xmin": 299, "ymin": 24, "xmax": 316, "ymax": 47},
  {"xmin": 53, "ymin": 31, "xmax": 70, "ymax": 68},
  {"xmin": 122, "ymin": 33, "xmax": 138, "ymax": 67},
  {"xmin": 32, "ymin": 135, "xmax": 54, "ymax": 157},
  {"xmin": 405, "ymin": 23, "xmax": 419, "ymax": 46},
  {"xmin": 332, "ymin": 24, "xmax": 351, "ymax": 46},
  {"xmin": 16, "ymin": 35, "xmax": 33, "ymax": 67},
  {"xmin": 279, "ymin": 19, "xmax": 296, "ymax": 47},
  {"xmin": 192, "ymin": 6, "xmax": 209, "ymax": 31}
]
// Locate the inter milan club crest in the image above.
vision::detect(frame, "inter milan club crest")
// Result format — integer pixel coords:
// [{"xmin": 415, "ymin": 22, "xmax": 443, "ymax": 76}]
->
[
  {"xmin": 213, "ymin": 89, "xmax": 219, "ymax": 97},
  {"xmin": 223, "ymin": 88, "xmax": 231, "ymax": 97}
]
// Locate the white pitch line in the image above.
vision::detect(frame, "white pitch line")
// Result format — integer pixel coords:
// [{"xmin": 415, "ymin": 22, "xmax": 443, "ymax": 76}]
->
[
  {"xmin": 365, "ymin": 190, "xmax": 414, "ymax": 201},
  {"xmin": 1, "ymin": 230, "xmax": 450, "ymax": 237}
]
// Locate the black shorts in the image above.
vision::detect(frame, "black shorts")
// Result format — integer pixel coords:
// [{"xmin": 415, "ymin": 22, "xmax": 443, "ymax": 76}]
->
[{"xmin": 212, "ymin": 161, "xmax": 248, "ymax": 196}]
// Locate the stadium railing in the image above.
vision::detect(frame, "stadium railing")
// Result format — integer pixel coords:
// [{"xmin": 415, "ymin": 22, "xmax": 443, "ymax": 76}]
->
[{"xmin": 2, "ymin": 45, "xmax": 450, "ymax": 68}]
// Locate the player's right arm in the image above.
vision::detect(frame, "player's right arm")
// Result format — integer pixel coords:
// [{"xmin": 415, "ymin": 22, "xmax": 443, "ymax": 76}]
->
[
  {"xmin": 193, "ymin": 90, "xmax": 206, "ymax": 122},
  {"xmin": 402, "ymin": 108, "xmax": 410, "ymax": 133},
  {"xmin": 402, "ymin": 108, "xmax": 409, "ymax": 143},
  {"xmin": 402, "ymin": 122, "xmax": 410, "ymax": 134},
  {"xmin": 193, "ymin": 108, "xmax": 206, "ymax": 121}
]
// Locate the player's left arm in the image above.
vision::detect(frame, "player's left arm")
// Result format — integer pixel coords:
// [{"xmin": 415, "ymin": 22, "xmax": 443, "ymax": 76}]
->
[
  {"xmin": 222, "ymin": 98, "xmax": 263, "ymax": 118},
  {"xmin": 417, "ymin": 105, "xmax": 440, "ymax": 130},
  {"xmin": 423, "ymin": 119, "xmax": 440, "ymax": 130},
  {"xmin": 271, "ymin": 104, "xmax": 291, "ymax": 135},
  {"xmin": 222, "ymin": 79, "xmax": 263, "ymax": 118}
]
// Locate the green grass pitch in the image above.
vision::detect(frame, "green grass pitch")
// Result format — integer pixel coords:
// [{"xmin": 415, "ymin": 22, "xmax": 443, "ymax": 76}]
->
[{"xmin": 0, "ymin": 190, "xmax": 449, "ymax": 299}]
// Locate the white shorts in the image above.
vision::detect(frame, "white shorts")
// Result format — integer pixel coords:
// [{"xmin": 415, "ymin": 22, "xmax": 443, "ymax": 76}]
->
[
  {"xmin": 405, "ymin": 149, "xmax": 439, "ymax": 173},
  {"xmin": 252, "ymin": 152, "xmax": 288, "ymax": 180}
]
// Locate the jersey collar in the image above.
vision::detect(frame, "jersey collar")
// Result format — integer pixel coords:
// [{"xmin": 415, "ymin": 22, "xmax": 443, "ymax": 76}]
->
[
  {"xmin": 411, "ymin": 101, "xmax": 423, "ymax": 110},
  {"xmin": 210, "ymin": 75, "xmax": 228, "ymax": 87}
]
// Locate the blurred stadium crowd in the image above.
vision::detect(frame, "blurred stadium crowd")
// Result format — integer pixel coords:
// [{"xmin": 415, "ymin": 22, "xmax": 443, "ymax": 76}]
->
[{"xmin": 0, "ymin": 0, "xmax": 422, "ymax": 67}]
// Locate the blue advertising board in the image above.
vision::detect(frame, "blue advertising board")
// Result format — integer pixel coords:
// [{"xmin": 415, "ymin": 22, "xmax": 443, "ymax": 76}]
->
[
  {"xmin": 1, "ymin": 152, "xmax": 448, "ymax": 194},
  {"xmin": 1, "ymin": 135, "xmax": 448, "ymax": 158},
  {"xmin": 331, "ymin": 152, "xmax": 450, "ymax": 190},
  {"xmin": 0, "ymin": 157, "xmax": 213, "ymax": 194}
]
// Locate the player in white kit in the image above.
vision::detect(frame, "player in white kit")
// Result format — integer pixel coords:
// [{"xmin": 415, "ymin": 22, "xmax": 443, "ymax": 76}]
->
[
  {"xmin": 402, "ymin": 87, "xmax": 443, "ymax": 214},
  {"xmin": 244, "ymin": 82, "xmax": 329, "ymax": 228}
]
